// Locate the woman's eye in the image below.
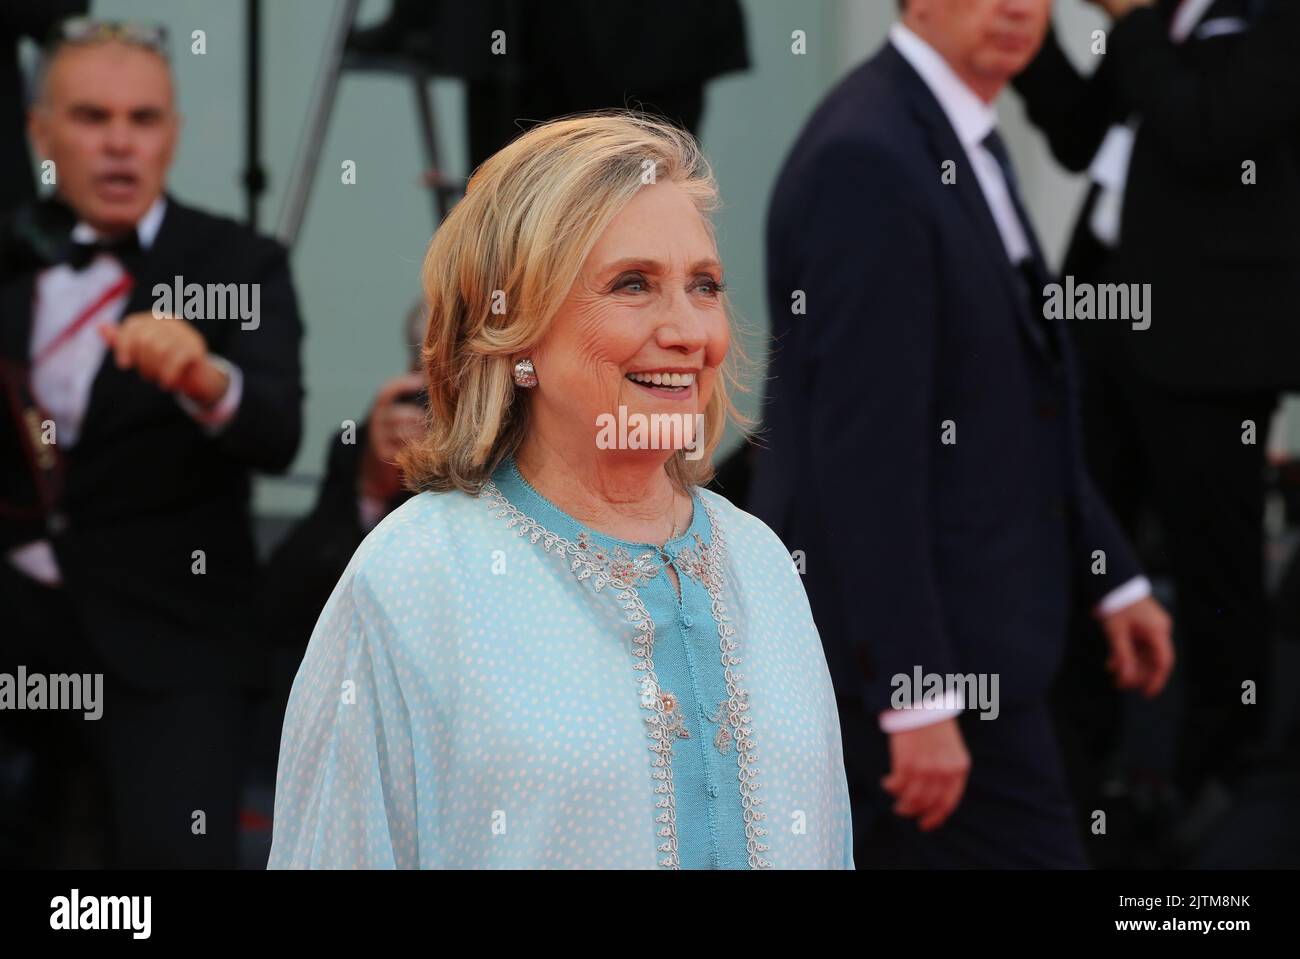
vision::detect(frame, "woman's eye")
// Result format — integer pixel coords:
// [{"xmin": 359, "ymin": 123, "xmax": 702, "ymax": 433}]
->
[
  {"xmin": 694, "ymin": 279, "xmax": 725, "ymax": 296},
  {"xmin": 614, "ymin": 274, "xmax": 647, "ymax": 293}
]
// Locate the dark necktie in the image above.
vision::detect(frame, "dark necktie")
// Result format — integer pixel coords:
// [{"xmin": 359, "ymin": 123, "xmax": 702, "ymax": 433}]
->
[{"xmin": 981, "ymin": 128, "xmax": 1058, "ymax": 357}]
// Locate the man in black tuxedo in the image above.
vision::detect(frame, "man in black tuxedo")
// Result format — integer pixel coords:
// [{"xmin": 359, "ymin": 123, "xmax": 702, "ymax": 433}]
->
[
  {"xmin": 0, "ymin": 24, "xmax": 302, "ymax": 866},
  {"xmin": 750, "ymin": 0, "xmax": 1173, "ymax": 867},
  {"xmin": 1014, "ymin": 0, "xmax": 1300, "ymax": 806}
]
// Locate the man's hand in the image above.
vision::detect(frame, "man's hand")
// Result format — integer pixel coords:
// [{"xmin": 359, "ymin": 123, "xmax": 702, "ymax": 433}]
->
[
  {"xmin": 882, "ymin": 718, "xmax": 971, "ymax": 832},
  {"xmin": 1088, "ymin": 0, "xmax": 1156, "ymax": 19},
  {"xmin": 360, "ymin": 372, "xmax": 426, "ymax": 502},
  {"xmin": 98, "ymin": 313, "xmax": 228, "ymax": 408},
  {"xmin": 1100, "ymin": 595, "xmax": 1174, "ymax": 697}
]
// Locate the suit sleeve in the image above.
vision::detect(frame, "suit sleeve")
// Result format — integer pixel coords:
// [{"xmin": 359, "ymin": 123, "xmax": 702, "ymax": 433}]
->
[
  {"xmin": 1109, "ymin": 2, "xmax": 1300, "ymax": 169},
  {"xmin": 788, "ymin": 141, "xmax": 959, "ymax": 715},
  {"xmin": 1013, "ymin": 24, "xmax": 1122, "ymax": 173},
  {"xmin": 211, "ymin": 239, "xmax": 304, "ymax": 473},
  {"xmin": 1073, "ymin": 472, "xmax": 1143, "ymax": 607},
  {"xmin": 1055, "ymin": 308, "xmax": 1144, "ymax": 605}
]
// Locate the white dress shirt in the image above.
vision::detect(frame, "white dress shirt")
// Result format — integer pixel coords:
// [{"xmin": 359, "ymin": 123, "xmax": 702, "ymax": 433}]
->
[
  {"xmin": 883, "ymin": 23, "xmax": 1151, "ymax": 734},
  {"xmin": 7, "ymin": 196, "xmax": 244, "ymax": 585}
]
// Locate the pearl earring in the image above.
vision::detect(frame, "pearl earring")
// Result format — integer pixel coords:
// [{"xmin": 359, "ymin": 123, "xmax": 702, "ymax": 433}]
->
[{"xmin": 513, "ymin": 358, "xmax": 538, "ymax": 388}]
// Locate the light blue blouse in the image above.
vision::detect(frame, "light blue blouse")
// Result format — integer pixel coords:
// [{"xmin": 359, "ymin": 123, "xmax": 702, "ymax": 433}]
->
[
  {"xmin": 269, "ymin": 454, "xmax": 854, "ymax": 869},
  {"xmin": 492, "ymin": 458, "xmax": 749, "ymax": 868}
]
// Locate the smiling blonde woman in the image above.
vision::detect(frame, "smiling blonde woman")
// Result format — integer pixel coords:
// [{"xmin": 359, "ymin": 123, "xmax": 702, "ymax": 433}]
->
[{"xmin": 268, "ymin": 111, "xmax": 853, "ymax": 869}]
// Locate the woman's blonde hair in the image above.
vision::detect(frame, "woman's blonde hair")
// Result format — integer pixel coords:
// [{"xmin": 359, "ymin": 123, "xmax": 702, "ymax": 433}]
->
[{"xmin": 397, "ymin": 110, "xmax": 751, "ymax": 496}]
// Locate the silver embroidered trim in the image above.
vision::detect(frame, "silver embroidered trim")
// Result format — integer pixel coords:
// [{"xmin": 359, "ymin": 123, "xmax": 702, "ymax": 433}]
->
[
  {"xmin": 572, "ymin": 532, "xmax": 662, "ymax": 587},
  {"xmin": 688, "ymin": 500, "xmax": 772, "ymax": 869},
  {"xmin": 479, "ymin": 480, "xmax": 681, "ymax": 869},
  {"xmin": 657, "ymin": 690, "xmax": 690, "ymax": 741},
  {"xmin": 708, "ymin": 701, "xmax": 733, "ymax": 754}
]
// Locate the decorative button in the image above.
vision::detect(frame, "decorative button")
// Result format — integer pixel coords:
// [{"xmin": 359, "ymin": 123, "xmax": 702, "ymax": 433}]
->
[
  {"xmin": 682, "ymin": 614, "xmax": 694, "ymax": 628},
  {"xmin": 707, "ymin": 784, "xmax": 718, "ymax": 799}
]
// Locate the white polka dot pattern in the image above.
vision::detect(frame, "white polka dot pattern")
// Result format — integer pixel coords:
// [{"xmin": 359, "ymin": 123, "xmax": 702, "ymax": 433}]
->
[{"xmin": 267, "ymin": 481, "xmax": 855, "ymax": 869}]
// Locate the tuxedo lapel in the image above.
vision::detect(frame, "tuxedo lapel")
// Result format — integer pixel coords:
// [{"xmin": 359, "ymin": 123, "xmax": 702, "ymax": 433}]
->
[
  {"xmin": 0, "ymin": 275, "xmax": 36, "ymax": 363},
  {"xmin": 79, "ymin": 196, "xmax": 192, "ymax": 444},
  {"xmin": 1157, "ymin": 0, "xmax": 1184, "ymax": 19},
  {"xmin": 122, "ymin": 198, "xmax": 189, "ymax": 318},
  {"xmin": 885, "ymin": 45, "xmax": 1052, "ymax": 360}
]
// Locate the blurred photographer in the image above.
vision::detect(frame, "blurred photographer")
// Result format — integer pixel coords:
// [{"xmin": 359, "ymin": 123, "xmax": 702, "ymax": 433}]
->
[{"xmin": 262, "ymin": 302, "xmax": 427, "ymax": 657}]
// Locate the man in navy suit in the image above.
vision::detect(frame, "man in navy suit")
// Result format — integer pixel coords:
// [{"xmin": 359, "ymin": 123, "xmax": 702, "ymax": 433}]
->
[{"xmin": 750, "ymin": 0, "xmax": 1174, "ymax": 867}]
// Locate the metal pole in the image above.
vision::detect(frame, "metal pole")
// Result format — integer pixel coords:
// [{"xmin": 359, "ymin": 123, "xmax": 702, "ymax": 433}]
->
[
  {"xmin": 243, "ymin": 0, "xmax": 266, "ymax": 229},
  {"xmin": 275, "ymin": 0, "xmax": 361, "ymax": 247}
]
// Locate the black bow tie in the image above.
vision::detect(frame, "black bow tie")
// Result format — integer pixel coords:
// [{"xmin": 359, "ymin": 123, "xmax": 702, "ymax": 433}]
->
[{"xmin": 66, "ymin": 232, "xmax": 143, "ymax": 272}]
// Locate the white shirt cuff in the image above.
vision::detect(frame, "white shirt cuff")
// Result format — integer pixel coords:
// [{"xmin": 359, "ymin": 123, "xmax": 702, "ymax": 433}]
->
[
  {"xmin": 6, "ymin": 539, "xmax": 63, "ymax": 586},
  {"xmin": 1093, "ymin": 574, "xmax": 1152, "ymax": 618},
  {"xmin": 879, "ymin": 689, "xmax": 964, "ymax": 734},
  {"xmin": 176, "ymin": 355, "xmax": 242, "ymax": 433}
]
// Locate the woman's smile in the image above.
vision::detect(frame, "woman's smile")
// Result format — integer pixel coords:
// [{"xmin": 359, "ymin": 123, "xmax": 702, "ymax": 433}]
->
[{"xmin": 625, "ymin": 368, "xmax": 699, "ymax": 401}]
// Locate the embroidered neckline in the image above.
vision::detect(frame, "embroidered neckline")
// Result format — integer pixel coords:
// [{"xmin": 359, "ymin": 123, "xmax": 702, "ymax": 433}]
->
[
  {"xmin": 500, "ymin": 456, "xmax": 706, "ymax": 554},
  {"xmin": 479, "ymin": 480, "xmax": 771, "ymax": 869}
]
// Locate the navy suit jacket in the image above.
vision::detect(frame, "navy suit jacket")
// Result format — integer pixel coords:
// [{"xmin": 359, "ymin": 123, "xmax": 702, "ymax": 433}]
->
[{"xmin": 749, "ymin": 42, "xmax": 1141, "ymax": 736}]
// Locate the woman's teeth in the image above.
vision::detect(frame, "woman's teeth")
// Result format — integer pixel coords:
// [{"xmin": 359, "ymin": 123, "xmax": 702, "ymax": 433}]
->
[{"xmin": 626, "ymin": 371, "xmax": 695, "ymax": 389}]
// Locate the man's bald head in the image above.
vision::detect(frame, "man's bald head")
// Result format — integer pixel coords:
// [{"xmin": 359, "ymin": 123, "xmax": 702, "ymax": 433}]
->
[{"xmin": 29, "ymin": 39, "xmax": 178, "ymax": 235}]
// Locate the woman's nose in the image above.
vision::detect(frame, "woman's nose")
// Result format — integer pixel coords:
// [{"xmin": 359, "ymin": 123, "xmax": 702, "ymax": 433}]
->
[{"xmin": 655, "ymin": 290, "xmax": 709, "ymax": 351}]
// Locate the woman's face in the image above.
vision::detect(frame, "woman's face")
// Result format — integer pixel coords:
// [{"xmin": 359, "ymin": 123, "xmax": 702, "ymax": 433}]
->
[{"xmin": 527, "ymin": 180, "xmax": 729, "ymax": 466}]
